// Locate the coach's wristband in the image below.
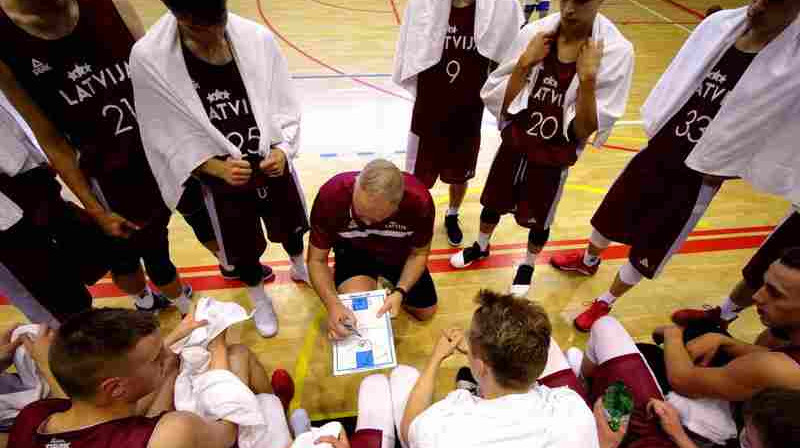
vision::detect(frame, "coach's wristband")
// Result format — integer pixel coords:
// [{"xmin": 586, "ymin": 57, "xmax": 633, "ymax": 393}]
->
[{"xmin": 390, "ymin": 287, "xmax": 408, "ymax": 301}]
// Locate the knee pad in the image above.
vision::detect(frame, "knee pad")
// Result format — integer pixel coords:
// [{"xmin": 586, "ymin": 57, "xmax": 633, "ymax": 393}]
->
[
  {"xmin": 618, "ymin": 260, "xmax": 644, "ymax": 286},
  {"xmin": 282, "ymin": 231, "xmax": 305, "ymax": 257},
  {"xmin": 480, "ymin": 208, "xmax": 501, "ymax": 225},
  {"xmin": 144, "ymin": 258, "xmax": 178, "ymax": 286},
  {"xmin": 528, "ymin": 227, "xmax": 551, "ymax": 247}
]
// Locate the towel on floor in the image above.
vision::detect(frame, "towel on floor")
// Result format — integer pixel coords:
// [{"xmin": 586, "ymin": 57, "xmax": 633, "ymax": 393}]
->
[
  {"xmin": 666, "ymin": 392, "xmax": 737, "ymax": 446},
  {"xmin": 0, "ymin": 325, "xmax": 49, "ymax": 421}
]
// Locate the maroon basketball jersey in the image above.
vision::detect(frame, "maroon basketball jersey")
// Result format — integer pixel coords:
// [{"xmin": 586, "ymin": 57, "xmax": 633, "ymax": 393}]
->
[
  {"xmin": 310, "ymin": 172, "xmax": 435, "ymax": 266},
  {"xmin": 411, "ymin": 3, "xmax": 492, "ymax": 137},
  {"xmin": 644, "ymin": 45, "xmax": 757, "ymax": 170},
  {"xmin": 506, "ymin": 41, "xmax": 579, "ymax": 167},
  {"xmin": 182, "ymin": 45, "xmax": 269, "ymax": 190},
  {"xmin": 8, "ymin": 399, "xmax": 163, "ymax": 448},
  {"xmin": 0, "ymin": 0, "xmax": 168, "ymax": 225}
]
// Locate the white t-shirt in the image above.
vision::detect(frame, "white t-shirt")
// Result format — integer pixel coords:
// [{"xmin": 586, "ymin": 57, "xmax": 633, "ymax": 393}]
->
[{"xmin": 408, "ymin": 385, "xmax": 598, "ymax": 448}]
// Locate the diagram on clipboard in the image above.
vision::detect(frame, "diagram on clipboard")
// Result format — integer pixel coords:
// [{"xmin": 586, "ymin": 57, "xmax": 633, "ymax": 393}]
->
[{"xmin": 332, "ymin": 289, "xmax": 397, "ymax": 376}]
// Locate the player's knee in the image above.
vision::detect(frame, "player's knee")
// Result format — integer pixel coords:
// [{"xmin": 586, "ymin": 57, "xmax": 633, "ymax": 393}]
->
[
  {"xmin": 480, "ymin": 208, "xmax": 501, "ymax": 225},
  {"xmin": 619, "ymin": 260, "xmax": 644, "ymax": 285},
  {"xmin": 406, "ymin": 304, "xmax": 438, "ymax": 321},
  {"xmin": 528, "ymin": 227, "xmax": 551, "ymax": 247}
]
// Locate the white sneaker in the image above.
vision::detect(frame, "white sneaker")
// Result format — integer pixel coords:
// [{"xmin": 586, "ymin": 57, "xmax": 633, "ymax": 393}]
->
[
  {"xmin": 253, "ymin": 300, "xmax": 279, "ymax": 338},
  {"xmin": 289, "ymin": 265, "xmax": 310, "ymax": 285}
]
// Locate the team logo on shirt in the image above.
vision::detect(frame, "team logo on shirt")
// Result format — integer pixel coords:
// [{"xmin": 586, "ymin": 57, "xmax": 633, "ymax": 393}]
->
[
  {"xmin": 695, "ymin": 69, "xmax": 729, "ymax": 102},
  {"xmin": 385, "ymin": 221, "xmax": 408, "ymax": 232},
  {"xmin": 706, "ymin": 70, "xmax": 727, "ymax": 84},
  {"xmin": 67, "ymin": 63, "xmax": 93, "ymax": 81},
  {"xmin": 31, "ymin": 58, "xmax": 52, "ymax": 76},
  {"xmin": 448, "ymin": 25, "xmax": 457, "ymax": 34},
  {"xmin": 207, "ymin": 89, "xmax": 231, "ymax": 102},
  {"xmin": 640, "ymin": 258, "xmax": 650, "ymax": 268},
  {"xmin": 45, "ymin": 439, "xmax": 70, "ymax": 448},
  {"xmin": 543, "ymin": 76, "xmax": 558, "ymax": 88},
  {"xmin": 192, "ymin": 80, "xmax": 200, "ymax": 90}
]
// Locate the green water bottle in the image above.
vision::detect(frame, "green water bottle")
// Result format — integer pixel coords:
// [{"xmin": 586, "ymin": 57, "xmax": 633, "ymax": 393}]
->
[{"xmin": 602, "ymin": 381, "xmax": 634, "ymax": 432}]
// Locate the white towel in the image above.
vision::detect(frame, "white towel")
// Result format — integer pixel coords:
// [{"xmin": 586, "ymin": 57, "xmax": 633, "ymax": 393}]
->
[
  {"xmin": 481, "ymin": 13, "xmax": 634, "ymax": 148},
  {"xmin": 392, "ymin": 0, "xmax": 523, "ymax": 96},
  {"xmin": 291, "ymin": 422, "xmax": 343, "ymax": 448},
  {"xmin": 130, "ymin": 12, "xmax": 301, "ymax": 210},
  {"xmin": 642, "ymin": 7, "xmax": 800, "ymax": 203},
  {"xmin": 171, "ymin": 297, "xmax": 291, "ymax": 448},
  {"xmin": 666, "ymin": 392, "xmax": 737, "ymax": 446},
  {"xmin": 0, "ymin": 325, "xmax": 50, "ymax": 421}
]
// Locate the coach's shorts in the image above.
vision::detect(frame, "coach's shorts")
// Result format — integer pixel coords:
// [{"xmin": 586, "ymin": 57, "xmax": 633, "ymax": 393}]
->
[
  {"xmin": 480, "ymin": 142, "xmax": 568, "ymax": 231},
  {"xmin": 333, "ymin": 244, "xmax": 438, "ymax": 309},
  {"xmin": 591, "ymin": 147, "xmax": 721, "ymax": 279},
  {"xmin": 406, "ymin": 131, "xmax": 481, "ymax": 188},
  {"xmin": 742, "ymin": 210, "xmax": 800, "ymax": 290}
]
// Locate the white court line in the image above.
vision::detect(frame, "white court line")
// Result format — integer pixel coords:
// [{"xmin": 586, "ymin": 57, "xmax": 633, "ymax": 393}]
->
[{"xmin": 625, "ymin": 0, "xmax": 693, "ymax": 34}]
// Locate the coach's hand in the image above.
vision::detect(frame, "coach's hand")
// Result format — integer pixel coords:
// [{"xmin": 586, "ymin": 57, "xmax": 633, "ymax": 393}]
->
[
  {"xmin": 519, "ymin": 31, "xmax": 556, "ymax": 70},
  {"xmin": 260, "ymin": 148, "xmax": 287, "ymax": 177},
  {"xmin": 377, "ymin": 290, "xmax": 403, "ymax": 319},
  {"xmin": 0, "ymin": 324, "xmax": 22, "ymax": 372},
  {"xmin": 594, "ymin": 398, "xmax": 628, "ymax": 448},
  {"xmin": 577, "ymin": 39, "xmax": 604, "ymax": 83},
  {"xmin": 315, "ymin": 430, "xmax": 351, "ymax": 448},
  {"xmin": 328, "ymin": 304, "xmax": 358, "ymax": 340},
  {"xmin": 431, "ymin": 328, "xmax": 464, "ymax": 363},
  {"xmin": 21, "ymin": 324, "xmax": 56, "ymax": 371}
]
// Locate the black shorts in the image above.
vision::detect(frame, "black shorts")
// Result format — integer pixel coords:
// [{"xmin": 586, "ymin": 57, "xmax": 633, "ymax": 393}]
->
[
  {"xmin": 333, "ymin": 244, "xmax": 438, "ymax": 309},
  {"xmin": 742, "ymin": 210, "xmax": 800, "ymax": 290}
]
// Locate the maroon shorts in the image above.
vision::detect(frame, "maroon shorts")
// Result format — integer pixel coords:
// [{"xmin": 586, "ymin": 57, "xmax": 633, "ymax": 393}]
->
[
  {"xmin": 180, "ymin": 168, "xmax": 309, "ymax": 267},
  {"xmin": 349, "ymin": 429, "xmax": 383, "ymax": 448},
  {"xmin": 590, "ymin": 354, "xmax": 677, "ymax": 448},
  {"xmin": 590, "ymin": 147, "xmax": 721, "ymax": 279},
  {"xmin": 406, "ymin": 131, "xmax": 481, "ymax": 188},
  {"xmin": 742, "ymin": 210, "xmax": 800, "ymax": 290},
  {"xmin": 538, "ymin": 369, "xmax": 590, "ymax": 407},
  {"xmin": 0, "ymin": 167, "xmax": 109, "ymax": 320},
  {"xmin": 480, "ymin": 141, "xmax": 568, "ymax": 230}
]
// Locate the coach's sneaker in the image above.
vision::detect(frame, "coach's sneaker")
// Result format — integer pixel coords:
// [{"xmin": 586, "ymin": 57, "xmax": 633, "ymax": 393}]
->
[
  {"xmin": 253, "ymin": 300, "xmax": 279, "ymax": 338},
  {"xmin": 574, "ymin": 300, "xmax": 611, "ymax": 332},
  {"xmin": 450, "ymin": 242, "xmax": 490, "ymax": 268},
  {"xmin": 550, "ymin": 250, "xmax": 600, "ymax": 276},
  {"xmin": 455, "ymin": 366, "xmax": 480, "ymax": 397},
  {"xmin": 510, "ymin": 265, "xmax": 535, "ymax": 297},
  {"xmin": 445, "ymin": 214, "xmax": 463, "ymax": 247},
  {"xmin": 671, "ymin": 305, "xmax": 738, "ymax": 331},
  {"xmin": 271, "ymin": 368, "xmax": 295, "ymax": 412},
  {"xmin": 221, "ymin": 264, "xmax": 276, "ymax": 283}
]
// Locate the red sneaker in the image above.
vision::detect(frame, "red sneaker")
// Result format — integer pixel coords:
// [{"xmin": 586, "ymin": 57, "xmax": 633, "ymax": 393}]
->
[
  {"xmin": 574, "ymin": 300, "xmax": 611, "ymax": 332},
  {"xmin": 550, "ymin": 250, "xmax": 600, "ymax": 276},
  {"xmin": 671, "ymin": 306, "xmax": 736, "ymax": 330},
  {"xmin": 271, "ymin": 369, "xmax": 295, "ymax": 412}
]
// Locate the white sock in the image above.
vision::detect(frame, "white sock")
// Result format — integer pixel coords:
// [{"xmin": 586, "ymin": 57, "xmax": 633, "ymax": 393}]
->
[
  {"xmin": 719, "ymin": 297, "xmax": 742, "ymax": 321},
  {"xmin": 446, "ymin": 207, "xmax": 459, "ymax": 217},
  {"xmin": 583, "ymin": 251, "xmax": 600, "ymax": 266},
  {"xmin": 216, "ymin": 250, "xmax": 235, "ymax": 270},
  {"xmin": 175, "ymin": 293, "xmax": 192, "ymax": 315},
  {"xmin": 290, "ymin": 408, "xmax": 311, "ymax": 437},
  {"xmin": 134, "ymin": 286, "xmax": 154, "ymax": 309},
  {"xmin": 290, "ymin": 254, "xmax": 305, "ymax": 272},
  {"xmin": 522, "ymin": 251, "xmax": 537, "ymax": 266},
  {"xmin": 598, "ymin": 291, "xmax": 617, "ymax": 306},
  {"xmin": 247, "ymin": 284, "xmax": 270, "ymax": 305},
  {"xmin": 477, "ymin": 232, "xmax": 491, "ymax": 251}
]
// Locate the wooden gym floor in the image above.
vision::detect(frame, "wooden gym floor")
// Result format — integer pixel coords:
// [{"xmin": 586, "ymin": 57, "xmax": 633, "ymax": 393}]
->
[{"xmin": 0, "ymin": 0, "xmax": 788, "ymax": 419}]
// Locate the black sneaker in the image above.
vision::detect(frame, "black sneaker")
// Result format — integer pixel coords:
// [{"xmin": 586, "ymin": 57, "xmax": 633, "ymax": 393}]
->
[
  {"xmin": 449, "ymin": 242, "xmax": 490, "ymax": 268},
  {"xmin": 455, "ymin": 367, "xmax": 480, "ymax": 396},
  {"xmin": 510, "ymin": 264, "xmax": 534, "ymax": 297},
  {"xmin": 220, "ymin": 264, "xmax": 276, "ymax": 283},
  {"xmin": 135, "ymin": 291, "xmax": 174, "ymax": 313},
  {"xmin": 444, "ymin": 214, "xmax": 463, "ymax": 247}
]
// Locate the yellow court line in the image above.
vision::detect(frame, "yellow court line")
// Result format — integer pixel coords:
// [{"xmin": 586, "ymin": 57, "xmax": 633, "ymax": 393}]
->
[{"xmin": 291, "ymin": 306, "xmax": 326, "ymax": 412}]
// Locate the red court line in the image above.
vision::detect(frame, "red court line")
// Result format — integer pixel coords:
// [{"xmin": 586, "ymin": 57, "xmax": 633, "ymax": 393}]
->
[
  {"xmin": 655, "ymin": 0, "xmax": 705, "ymax": 20},
  {"xmin": 75, "ymin": 232, "xmax": 768, "ymax": 300},
  {"xmin": 601, "ymin": 143, "xmax": 639, "ymax": 153},
  {"xmin": 256, "ymin": 0, "xmax": 411, "ymax": 101},
  {"xmin": 387, "ymin": 0, "xmax": 402, "ymax": 25},
  {"xmin": 309, "ymin": 0, "xmax": 392, "ymax": 14}
]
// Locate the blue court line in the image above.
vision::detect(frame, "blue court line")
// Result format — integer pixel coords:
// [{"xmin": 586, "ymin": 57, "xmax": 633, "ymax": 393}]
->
[{"xmin": 292, "ymin": 73, "xmax": 392, "ymax": 80}]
